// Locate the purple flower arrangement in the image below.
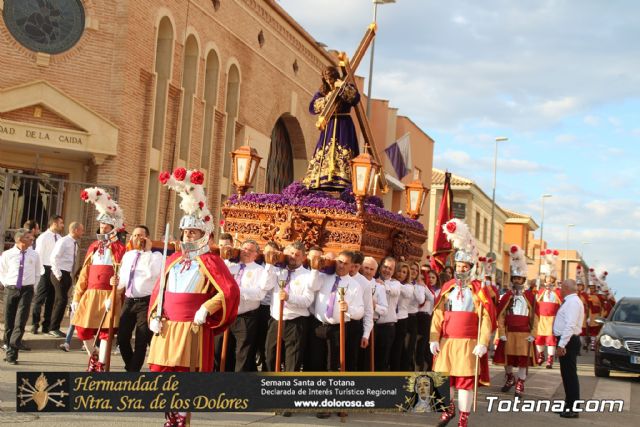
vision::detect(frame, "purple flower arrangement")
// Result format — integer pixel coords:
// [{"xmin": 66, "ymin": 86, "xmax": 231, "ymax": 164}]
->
[{"xmin": 226, "ymin": 182, "xmax": 423, "ymax": 230}]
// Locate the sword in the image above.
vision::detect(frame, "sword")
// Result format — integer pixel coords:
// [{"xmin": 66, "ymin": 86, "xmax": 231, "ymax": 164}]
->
[{"xmin": 153, "ymin": 223, "xmax": 171, "ymax": 335}]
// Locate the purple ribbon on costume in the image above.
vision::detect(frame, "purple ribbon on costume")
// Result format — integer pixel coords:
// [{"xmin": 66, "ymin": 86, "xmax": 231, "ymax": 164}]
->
[
  {"xmin": 325, "ymin": 276, "xmax": 341, "ymax": 318},
  {"xmin": 16, "ymin": 250, "xmax": 26, "ymax": 289},
  {"xmin": 125, "ymin": 251, "xmax": 142, "ymax": 298}
]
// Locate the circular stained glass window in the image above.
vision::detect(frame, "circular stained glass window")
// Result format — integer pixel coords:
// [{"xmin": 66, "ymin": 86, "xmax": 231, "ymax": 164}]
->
[{"xmin": 2, "ymin": 0, "xmax": 85, "ymax": 54}]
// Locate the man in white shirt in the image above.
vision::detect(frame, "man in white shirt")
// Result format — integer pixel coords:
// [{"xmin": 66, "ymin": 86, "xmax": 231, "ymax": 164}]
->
[
  {"xmin": 114, "ymin": 225, "xmax": 162, "ymax": 371},
  {"xmin": 374, "ymin": 256, "xmax": 401, "ymax": 371},
  {"xmin": 1, "ymin": 229, "xmax": 43, "ymax": 364},
  {"xmin": 263, "ymin": 241, "xmax": 314, "ymax": 372},
  {"xmin": 308, "ymin": 251, "xmax": 365, "ymax": 372},
  {"xmin": 553, "ymin": 279, "xmax": 585, "ymax": 418},
  {"xmin": 49, "ymin": 221, "xmax": 84, "ymax": 337},
  {"xmin": 225, "ymin": 240, "xmax": 273, "ymax": 372},
  {"xmin": 31, "ymin": 215, "xmax": 64, "ymax": 334},
  {"xmin": 360, "ymin": 256, "xmax": 388, "ymax": 371},
  {"xmin": 348, "ymin": 251, "xmax": 374, "ymax": 371}
]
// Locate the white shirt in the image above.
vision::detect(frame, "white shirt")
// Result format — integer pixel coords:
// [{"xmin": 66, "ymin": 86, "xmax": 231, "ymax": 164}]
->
[
  {"xmin": 167, "ymin": 259, "xmax": 201, "ymax": 293},
  {"xmin": 314, "ymin": 273, "xmax": 364, "ymax": 325},
  {"xmin": 35, "ymin": 229, "xmax": 61, "ymax": 266},
  {"xmin": 407, "ymin": 282, "xmax": 427, "ymax": 314},
  {"xmin": 0, "ymin": 245, "xmax": 43, "ymax": 287},
  {"xmin": 397, "ymin": 282, "xmax": 416, "ymax": 320},
  {"xmin": 418, "ymin": 285, "xmax": 435, "ymax": 315},
  {"xmin": 228, "ymin": 261, "xmax": 270, "ymax": 314},
  {"xmin": 262, "ymin": 265, "xmax": 314, "ymax": 320},
  {"xmin": 542, "ymin": 288, "xmax": 559, "ymax": 303},
  {"xmin": 118, "ymin": 250, "xmax": 163, "ymax": 298},
  {"xmin": 371, "ymin": 279, "xmax": 389, "ymax": 319},
  {"xmin": 376, "ymin": 278, "xmax": 402, "ymax": 324},
  {"xmin": 448, "ymin": 285, "xmax": 476, "ymax": 312},
  {"xmin": 50, "ymin": 235, "xmax": 79, "ymax": 278},
  {"xmin": 552, "ymin": 293, "xmax": 584, "ymax": 348},
  {"xmin": 92, "ymin": 246, "xmax": 114, "ymax": 266},
  {"xmin": 352, "ymin": 272, "xmax": 374, "ymax": 339}
]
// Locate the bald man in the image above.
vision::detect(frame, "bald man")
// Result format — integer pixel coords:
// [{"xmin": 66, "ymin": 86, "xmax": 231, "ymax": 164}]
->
[{"xmin": 552, "ymin": 279, "xmax": 584, "ymax": 418}]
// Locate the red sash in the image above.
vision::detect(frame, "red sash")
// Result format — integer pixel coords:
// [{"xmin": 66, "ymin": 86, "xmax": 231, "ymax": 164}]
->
[
  {"xmin": 162, "ymin": 292, "xmax": 208, "ymax": 322},
  {"xmin": 506, "ymin": 314, "xmax": 530, "ymax": 333},
  {"xmin": 442, "ymin": 311, "xmax": 478, "ymax": 338},
  {"xmin": 87, "ymin": 265, "xmax": 114, "ymax": 291},
  {"xmin": 538, "ymin": 301, "xmax": 559, "ymax": 316}
]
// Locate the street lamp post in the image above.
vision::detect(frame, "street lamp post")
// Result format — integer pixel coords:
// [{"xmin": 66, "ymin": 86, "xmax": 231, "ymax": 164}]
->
[
  {"xmin": 564, "ymin": 224, "xmax": 576, "ymax": 280},
  {"xmin": 366, "ymin": 0, "xmax": 395, "ymax": 118},
  {"xmin": 488, "ymin": 137, "xmax": 508, "ymax": 257},
  {"xmin": 536, "ymin": 194, "xmax": 553, "ymax": 281}
]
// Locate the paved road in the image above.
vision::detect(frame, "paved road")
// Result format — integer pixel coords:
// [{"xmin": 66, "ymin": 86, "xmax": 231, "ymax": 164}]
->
[{"xmin": 1, "ymin": 332, "xmax": 639, "ymax": 426}]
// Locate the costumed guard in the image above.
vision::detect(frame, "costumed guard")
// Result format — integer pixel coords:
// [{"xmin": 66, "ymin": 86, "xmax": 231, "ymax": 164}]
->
[
  {"xmin": 302, "ymin": 66, "xmax": 360, "ymax": 192},
  {"xmin": 586, "ymin": 268, "xmax": 603, "ymax": 350},
  {"xmin": 477, "ymin": 256, "xmax": 500, "ymax": 306},
  {"xmin": 429, "ymin": 219, "xmax": 496, "ymax": 427},
  {"xmin": 599, "ymin": 272, "xmax": 614, "ymax": 317},
  {"xmin": 534, "ymin": 249, "xmax": 562, "ymax": 368},
  {"xmin": 72, "ymin": 188, "xmax": 126, "ymax": 372},
  {"xmin": 575, "ymin": 265, "xmax": 590, "ymax": 350},
  {"xmin": 148, "ymin": 168, "xmax": 240, "ymax": 427},
  {"xmin": 493, "ymin": 245, "xmax": 537, "ymax": 397}
]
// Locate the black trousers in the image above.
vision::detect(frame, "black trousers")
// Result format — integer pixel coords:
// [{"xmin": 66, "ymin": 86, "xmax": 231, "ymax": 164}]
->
[
  {"xmin": 403, "ymin": 313, "xmax": 418, "ymax": 370},
  {"xmin": 254, "ymin": 304, "xmax": 271, "ymax": 371},
  {"xmin": 374, "ymin": 322, "xmax": 396, "ymax": 371},
  {"xmin": 307, "ymin": 320, "xmax": 341, "ymax": 371},
  {"xmin": 117, "ymin": 296, "xmax": 152, "ymax": 372},
  {"xmin": 265, "ymin": 315, "xmax": 307, "ymax": 372},
  {"xmin": 31, "ymin": 265, "xmax": 55, "ymax": 332},
  {"xmin": 346, "ymin": 319, "xmax": 363, "ymax": 371},
  {"xmin": 390, "ymin": 317, "xmax": 408, "ymax": 371},
  {"xmin": 558, "ymin": 335, "xmax": 581, "ymax": 411},
  {"xmin": 50, "ymin": 270, "xmax": 72, "ymax": 332},
  {"xmin": 214, "ymin": 329, "xmax": 236, "ymax": 372},
  {"xmin": 415, "ymin": 311, "xmax": 433, "ymax": 370},
  {"xmin": 229, "ymin": 308, "xmax": 260, "ymax": 372},
  {"xmin": 3, "ymin": 286, "xmax": 34, "ymax": 361}
]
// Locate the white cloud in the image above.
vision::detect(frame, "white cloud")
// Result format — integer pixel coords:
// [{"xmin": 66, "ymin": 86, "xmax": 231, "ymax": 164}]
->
[
  {"xmin": 555, "ymin": 134, "xmax": 577, "ymax": 144},
  {"xmin": 452, "ymin": 15, "xmax": 468, "ymax": 25},
  {"xmin": 584, "ymin": 115, "xmax": 600, "ymax": 126}
]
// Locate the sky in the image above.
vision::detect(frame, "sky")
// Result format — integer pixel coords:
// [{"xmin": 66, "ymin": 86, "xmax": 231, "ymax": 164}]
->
[{"xmin": 278, "ymin": 0, "xmax": 640, "ymax": 297}]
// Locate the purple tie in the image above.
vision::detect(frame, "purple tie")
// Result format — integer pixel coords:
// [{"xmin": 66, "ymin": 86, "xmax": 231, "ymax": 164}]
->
[
  {"xmin": 125, "ymin": 251, "xmax": 142, "ymax": 298},
  {"xmin": 284, "ymin": 269, "xmax": 292, "ymax": 293},
  {"xmin": 54, "ymin": 234, "xmax": 59, "ymax": 242},
  {"xmin": 235, "ymin": 263, "xmax": 246, "ymax": 284},
  {"xmin": 325, "ymin": 276, "xmax": 341, "ymax": 318},
  {"xmin": 16, "ymin": 250, "xmax": 26, "ymax": 289}
]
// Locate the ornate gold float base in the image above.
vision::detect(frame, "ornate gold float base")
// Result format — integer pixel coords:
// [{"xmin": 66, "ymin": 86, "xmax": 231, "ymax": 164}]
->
[{"xmin": 221, "ymin": 203, "xmax": 427, "ymax": 262}]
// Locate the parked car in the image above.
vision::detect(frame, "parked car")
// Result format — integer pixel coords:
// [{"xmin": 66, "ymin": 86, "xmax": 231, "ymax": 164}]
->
[{"xmin": 594, "ymin": 297, "xmax": 640, "ymax": 377}]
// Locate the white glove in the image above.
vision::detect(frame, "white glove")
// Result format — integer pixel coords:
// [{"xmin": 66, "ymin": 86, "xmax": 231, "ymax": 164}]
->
[
  {"xmin": 472, "ymin": 344, "xmax": 488, "ymax": 357},
  {"xmin": 70, "ymin": 301, "xmax": 79, "ymax": 313},
  {"xmin": 527, "ymin": 335, "xmax": 535, "ymax": 342},
  {"xmin": 104, "ymin": 298, "xmax": 112, "ymax": 312},
  {"xmin": 429, "ymin": 341, "xmax": 440, "ymax": 355},
  {"xmin": 149, "ymin": 318, "xmax": 162, "ymax": 334},
  {"xmin": 499, "ymin": 335, "xmax": 507, "ymax": 341},
  {"xmin": 193, "ymin": 306, "xmax": 209, "ymax": 326}
]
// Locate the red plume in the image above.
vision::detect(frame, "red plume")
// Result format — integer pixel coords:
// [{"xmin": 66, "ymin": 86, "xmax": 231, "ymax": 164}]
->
[{"xmin": 510, "ymin": 245, "xmax": 518, "ymax": 254}]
